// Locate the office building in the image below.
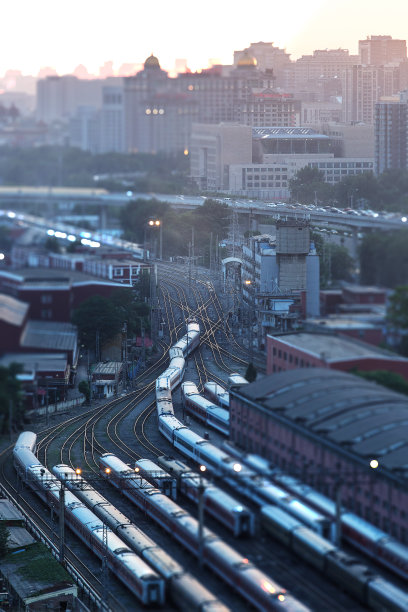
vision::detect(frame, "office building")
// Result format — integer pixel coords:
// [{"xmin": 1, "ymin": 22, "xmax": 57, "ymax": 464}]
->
[{"xmin": 375, "ymin": 96, "xmax": 408, "ymax": 174}]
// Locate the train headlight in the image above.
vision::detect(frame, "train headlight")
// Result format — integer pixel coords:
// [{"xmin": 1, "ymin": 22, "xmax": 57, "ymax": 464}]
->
[{"xmin": 105, "ymin": 467, "xmax": 111, "ymax": 474}]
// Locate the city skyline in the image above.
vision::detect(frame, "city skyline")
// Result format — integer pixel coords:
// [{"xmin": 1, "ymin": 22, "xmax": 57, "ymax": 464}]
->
[{"xmin": 3, "ymin": 0, "xmax": 408, "ymax": 76}]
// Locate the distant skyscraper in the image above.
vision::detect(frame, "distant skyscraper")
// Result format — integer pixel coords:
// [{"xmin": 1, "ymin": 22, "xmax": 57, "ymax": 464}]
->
[
  {"xmin": 375, "ymin": 95, "xmax": 408, "ymax": 174},
  {"xmin": 359, "ymin": 35, "xmax": 407, "ymax": 66}
]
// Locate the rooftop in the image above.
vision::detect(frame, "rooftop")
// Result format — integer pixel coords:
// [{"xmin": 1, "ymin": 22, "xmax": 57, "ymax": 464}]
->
[
  {"xmin": 270, "ymin": 332, "xmax": 407, "ymax": 363},
  {"xmin": 0, "ymin": 353, "xmax": 68, "ymax": 373},
  {"xmin": 0, "ymin": 293, "xmax": 28, "ymax": 327},
  {"xmin": 0, "ymin": 267, "xmax": 129, "ymax": 288},
  {"xmin": 234, "ymin": 368, "xmax": 408, "ymax": 476},
  {"xmin": 253, "ymin": 127, "xmax": 329, "ymax": 140},
  {"xmin": 20, "ymin": 321, "xmax": 77, "ymax": 352}
]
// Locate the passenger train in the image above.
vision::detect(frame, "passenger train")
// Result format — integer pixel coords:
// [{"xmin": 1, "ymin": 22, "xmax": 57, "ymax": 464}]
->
[
  {"xmin": 13, "ymin": 433, "xmax": 165, "ymax": 606},
  {"xmin": 203, "ymin": 382, "xmax": 229, "ymax": 410},
  {"xmin": 224, "ymin": 444, "xmax": 408, "ymax": 583},
  {"xmin": 99, "ymin": 452, "xmax": 309, "ymax": 612},
  {"xmin": 181, "ymin": 381, "xmax": 229, "ymax": 436},
  {"xmin": 261, "ymin": 506, "xmax": 408, "ymax": 612},
  {"xmin": 156, "ymin": 455, "xmax": 255, "ymax": 537},
  {"xmin": 52, "ymin": 464, "xmax": 227, "ymax": 611}
]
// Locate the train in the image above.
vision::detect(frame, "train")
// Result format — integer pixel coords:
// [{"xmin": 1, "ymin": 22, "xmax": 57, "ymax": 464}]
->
[
  {"xmin": 156, "ymin": 455, "xmax": 255, "ymax": 537},
  {"xmin": 52, "ymin": 464, "xmax": 228, "ymax": 612},
  {"xmin": 203, "ymin": 382, "xmax": 229, "ymax": 410},
  {"xmin": 224, "ymin": 444, "xmax": 408, "ymax": 583},
  {"xmin": 227, "ymin": 373, "xmax": 248, "ymax": 388},
  {"xmin": 181, "ymin": 381, "xmax": 229, "ymax": 436},
  {"xmin": 134, "ymin": 458, "xmax": 177, "ymax": 500},
  {"xmin": 13, "ymin": 433, "xmax": 165, "ymax": 606},
  {"xmin": 261, "ymin": 505, "xmax": 408, "ymax": 612},
  {"xmin": 99, "ymin": 451, "xmax": 310, "ymax": 612}
]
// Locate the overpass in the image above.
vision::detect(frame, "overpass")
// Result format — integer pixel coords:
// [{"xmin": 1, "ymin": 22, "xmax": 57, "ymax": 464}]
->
[{"xmin": 0, "ymin": 186, "xmax": 406, "ymax": 233}]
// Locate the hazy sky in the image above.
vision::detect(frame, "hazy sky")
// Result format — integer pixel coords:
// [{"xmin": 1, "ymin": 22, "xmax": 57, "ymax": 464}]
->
[{"xmin": 5, "ymin": 0, "xmax": 408, "ymax": 75}]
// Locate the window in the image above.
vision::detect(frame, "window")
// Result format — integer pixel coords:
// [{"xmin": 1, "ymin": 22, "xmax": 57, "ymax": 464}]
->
[
  {"xmin": 41, "ymin": 294, "xmax": 53, "ymax": 304},
  {"xmin": 278, "ymin": 350, "xmax": 282, "ymax": 358}
]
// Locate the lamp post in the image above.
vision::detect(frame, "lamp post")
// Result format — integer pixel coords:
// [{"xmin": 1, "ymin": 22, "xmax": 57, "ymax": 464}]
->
[
  {"xmin": 198, "ymin": 464, "xmax": 207, "ymax": 567},
  {"xmin": 148, "ymin": 218, "xmax": 162, "ymax": 260}
]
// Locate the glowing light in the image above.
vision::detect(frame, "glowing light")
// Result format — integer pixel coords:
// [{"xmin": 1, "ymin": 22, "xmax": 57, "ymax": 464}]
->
[
  {"xmin": 155, "ymin": 220, "xmax": 161, "ymax": 226},
  {"xmin": 184, "ymin": 148, "xmax": 189, "ymax": 156},
  {"xmin": 126, "ymin": 190, "xmax": 133, "ymax": 197},
  {"xmin": 233, "ymin": 463, "xmax": 242, "ymax": 473},
  {"xmin": 278, "ymin": 594, "xmax": 285, "ymax": 602},
  {"xmin": 67, "ymin": 235, "xmax": 76, "ymax": 242},
  {"xmin": 199, "ymin": 465, "xmax": 207, "ymax": 472},
  {"xmin": 7, "ymin": 211, "xmax": 15, "ymax": 218},
  {"xmin": 145, "ymin": 108, "xmax": 151, "ymax": 115},
  {"xmin": 54, "ymin": 231, "xmax": 67, "ymax": 239},
  {"xmin": 148, "ymin": 220, "xmax": 155, "ymax": 226},
  {"xmin": 152, "ymin": 108, "xmax": 158, "ymax": 115},
  {"xmin": 261, "ymin": 580, "xmax": 276, "ymax": 594},
  {"xmin": 80, "ymin": 231, "xmax": 91, "ymax": 238},
  {"xmin": 370, "ymin": 459, "xmax": 379, "ymax": 469},
  {"xmin": 0, "ymin": 253, "xmax": 5, "ymax": 260},
  {"xmin": 188, "ymin": 85, "xmax": 194, "ymax": 91},
  {"xmin": 159, "ymin": 109, "xmax": 164, "ymax": 115},
  {"xmin": 105, "ymin": 468, "xmax": 111, "ymax": 474},
  {"xmin": 134, "ymin": 467, "xmax": 140, "ymax": 473},
  {"xmin": 75, "ymin": 468, "xmax": 82, "ymax": 475},
  {"xmin": 244, "ymin": 279, "xmax": 252, "ymax": 286},
  {"xmin": 47, "ymin": 229, "xmax": 55, "ymax": 236},
  {"xmin": 90, "ymin": 241, "xmax": 100, "ymax": 248},
  {"xmin": 402, "ymin": 217, "xmax": 407, "ymax": 223},
  {"xmin": 81, "ymin": 238, "xmax": 91, "ymax": 246},
  {"xmin": 242, "ymin": 558, "xmax": 249, "ymax": 564}
]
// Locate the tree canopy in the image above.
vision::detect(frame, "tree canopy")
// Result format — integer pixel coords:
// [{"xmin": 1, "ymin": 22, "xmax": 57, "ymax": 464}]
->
[
  {"xmin": 311, "ymin": 232, "xmax": 355, "ymax": 287},
  {"xmin": 121, "ymin": 198, "xmax": 230, "ymax": 260},
  {"xmin": 360, "ymin": 230, "xmax": 408, "ymax": 287},
  {"xmin": 0, "ymin": 363, "xmax": 24, "ymax": 434},
  {"xmin": 71, "ymin": 289, "xmax": 150, "ymax": 351}
]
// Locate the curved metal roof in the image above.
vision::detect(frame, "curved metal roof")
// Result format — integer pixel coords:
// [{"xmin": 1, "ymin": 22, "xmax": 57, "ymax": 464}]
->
[{"xmin": 236, "ymin": 368, "xmax": 408, "ymax": 476}]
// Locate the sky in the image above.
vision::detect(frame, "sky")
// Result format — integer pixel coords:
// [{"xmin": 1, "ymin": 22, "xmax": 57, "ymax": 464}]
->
[{"xmin": 4, "ymin": 0, "xmax": 408, "ymax": 75}]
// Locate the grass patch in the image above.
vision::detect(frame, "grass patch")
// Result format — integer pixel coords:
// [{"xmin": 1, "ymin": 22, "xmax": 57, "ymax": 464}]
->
[{"xmin": 5, "ymin": 542, "xmax": 73, "ymax": 584}]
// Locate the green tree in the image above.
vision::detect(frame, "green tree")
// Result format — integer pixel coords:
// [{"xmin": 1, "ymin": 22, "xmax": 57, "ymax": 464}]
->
[
  {"xmin": 71, "ymin": 295, "xmax": 123, "ymax": 350},
  {"xmin": 289, "ymin": 166, "xmax": 333, "ymax": 204},
  {"xmin": 0, "ymin": 523, "xmax": 9, "ymax": 557},
  {"xmin": 387, "ymin": 285, "xmax": 408, "ymax": 329},
  {"xmin": 312, "ymin": 232, "xmax": 355, "ymax": 287},
  {"xmin": 245, "ymin": 363, "xmax": 257, "ymax": 383},
  {"xmin": 0, "ymin": 363, "xmax": 23, "ymax": 434},
  {"xmin": 353, "ymin": 370, "xmax": 408, "ymax": 395},
  {"xmin": 78, "ymin": 380, "xmax": 90, "ymax": 403},
  {"xmin": 360, "ymin": 230, "xmax": 408, "ymax": 287}
]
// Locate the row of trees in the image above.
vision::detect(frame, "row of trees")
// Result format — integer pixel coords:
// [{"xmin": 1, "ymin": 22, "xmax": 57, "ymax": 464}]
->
[
  {"xmin": 290, "ymin": 166, "xmax": 408, "ymax": 212},
  {"xmin": 360, "ymin": 230, "xmax": 408, "ymax": 288},
  {"xmin": 0, "ymin": 146, "xmax": 189, "ymax": 191}
]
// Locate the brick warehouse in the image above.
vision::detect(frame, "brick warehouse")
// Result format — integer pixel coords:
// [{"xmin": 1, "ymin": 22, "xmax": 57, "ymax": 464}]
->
[{"xmin": 229, "ymin": 368, "xmax": 408, "ymax": 543}]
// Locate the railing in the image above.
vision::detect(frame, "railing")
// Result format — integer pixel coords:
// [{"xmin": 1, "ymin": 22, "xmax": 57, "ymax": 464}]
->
[{"xmin": 26, "ymin": 397, "xmax": 85, "ymax": 419}]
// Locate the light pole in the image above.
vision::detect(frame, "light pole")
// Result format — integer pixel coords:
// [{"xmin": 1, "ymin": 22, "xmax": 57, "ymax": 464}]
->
[
  {"xmin": 198, "ymin": 464, "xmax": 207, "ymax": 567},
  {"xmin": 148, "ymin": 218, "xmax": 162, "ymax": 260}
]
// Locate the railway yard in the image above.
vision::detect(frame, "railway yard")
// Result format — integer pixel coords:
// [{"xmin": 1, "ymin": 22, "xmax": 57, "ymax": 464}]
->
[{"xmin": 1, "ymin": 263, "xmax": 407, "ymax": 611}]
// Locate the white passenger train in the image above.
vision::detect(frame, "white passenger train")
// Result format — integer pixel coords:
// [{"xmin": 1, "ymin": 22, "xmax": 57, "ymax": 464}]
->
[
  {"xmin": 13, "ymin": 433, "xmax": 165, "ymax": 606},
  {"xmin": 203, "ymin": 382, "xmax": 229, "ymax": 410},
  {"xmin": 181, "ymin": 381, "xmax": 229, "ymax": 436},
  {"xmin": 156, "ymin": 455, "xmax": 255, "ymax": 537},
  {"xmin": 261, "ymin": 506, "xmax": 408, "ymax": 612},
  {"xmin": 99, "ymin": 452, "xmax": 309, "ymax": 612},
  {"xmin": 52, "ymin": 464, "xmax": 227, "ymax": 611}
]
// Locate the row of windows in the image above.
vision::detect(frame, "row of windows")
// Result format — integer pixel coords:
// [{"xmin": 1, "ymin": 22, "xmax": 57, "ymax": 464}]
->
[{"xmin": 247, "ymin": 182, "xmax": 287, "ymax": 188}]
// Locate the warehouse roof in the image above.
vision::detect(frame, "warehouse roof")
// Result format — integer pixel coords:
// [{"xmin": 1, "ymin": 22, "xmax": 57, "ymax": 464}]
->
[
  {"xmin": 20, "ymin": 321, "xmax": 77, "ymax": 351},
  {"xmin": 270, "ymin": 332, "xmax": 408, "ymax": 363},
  {"xmin": 0, "ymin": 293, "xmax": 28, "ymax": 327},
  {"xmin": 234, "ymin": 368, "xmax": 408, "ymax": 476}
]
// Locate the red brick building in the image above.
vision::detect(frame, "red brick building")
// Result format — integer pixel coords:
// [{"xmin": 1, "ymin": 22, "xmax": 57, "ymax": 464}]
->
[
  {"xmin": 267, "ymin": 332, "xmax": 408, "ymax": 380},
  {"xmin": 229, "ymin": 369, "xmax": 408, "ymax": 543}
]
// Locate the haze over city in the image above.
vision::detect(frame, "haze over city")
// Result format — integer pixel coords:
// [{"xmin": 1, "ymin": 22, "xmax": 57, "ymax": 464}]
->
[{"xmin": 3, "ymin": 0, "xmax": 408, "ymax": 75}]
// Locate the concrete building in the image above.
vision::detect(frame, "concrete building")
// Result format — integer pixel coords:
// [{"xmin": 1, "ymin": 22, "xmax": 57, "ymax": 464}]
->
[
  {"xmin": 359, "ymin": 35, "xmax": 407, "ymax": 66},
  {"xmin": 342, "ymin": 64, "xmax": 401, "ymax": 124},
  {"xmin": 100, "ymin": 86, "xmax": 125, "ymax": 152},
  {"xmin": 293, "ymin": 49, "xmax": 359, "ymax": 97},
  {"xmin": 229, "ymin": 369, "xmax": 408, "ymax": 542},
  {"xmin": 375, "ymin": 95, "xmax": 408, "ymax": 174},
  {"xmin": 234, "ymin": 42, "xmax": 292, "ymax": 87}
]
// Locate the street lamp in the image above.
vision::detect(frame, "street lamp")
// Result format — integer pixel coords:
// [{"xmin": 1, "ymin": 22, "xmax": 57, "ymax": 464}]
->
[
  {"xmin": 198, "ymin": 465, "xmax": 207, "ymax": 567},
  {"xmin": 370, "ymin": 459, "xmax": 379, "ymax": 469},
  {"xmin": 147, "ymin": 218, "xmax": 163, "ymax": 260}
]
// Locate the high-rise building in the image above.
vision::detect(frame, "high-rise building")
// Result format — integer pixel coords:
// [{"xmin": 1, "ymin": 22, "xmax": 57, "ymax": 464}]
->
[
  {"xmin": 359, "ymin": 35, "xmax": 407, "ymax": 66},
  {"xmin": 375, "ymin": 95, "xmax": 408, "ymax": 174},
  {"xmin": 234, "ymin": 41, "xmax": 292, "ymax": 87}
]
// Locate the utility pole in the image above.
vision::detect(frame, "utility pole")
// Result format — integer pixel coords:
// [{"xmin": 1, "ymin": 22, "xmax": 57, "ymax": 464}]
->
[
  {"xmin": 188, "ymin": 242, "xmax": 192, "ymax": 287},
  {"xmin": 59, "ymin": 482, "xmax": 65, "ymax": 564},
  {"xmin": 210, "ymin": 232, "xmax": 213, "ymax": 272},
  {"xmin": 198, "ymin": 465, "xmax": 207, "ymax": 567},
  {"xmin": 192, "ymin": 227, "xmax": 195, "ymax": 266},
  {"xmin": 9, "ymin": 399, "xmax": 12, "ymax": 441}
]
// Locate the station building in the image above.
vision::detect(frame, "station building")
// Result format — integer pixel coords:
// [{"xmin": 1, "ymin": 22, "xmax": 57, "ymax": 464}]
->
[{"xmin": 229, "ymin": 368, "xmax": 408, "ymax": 542}]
